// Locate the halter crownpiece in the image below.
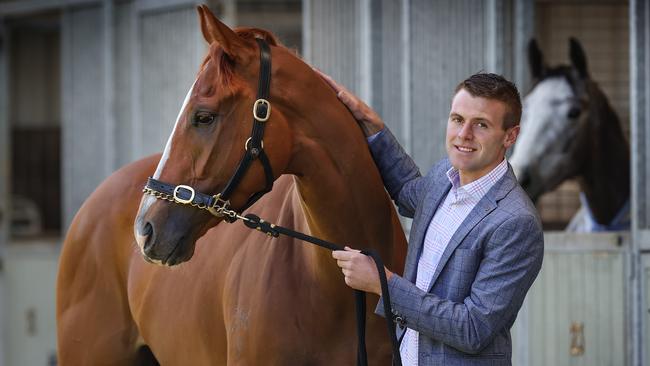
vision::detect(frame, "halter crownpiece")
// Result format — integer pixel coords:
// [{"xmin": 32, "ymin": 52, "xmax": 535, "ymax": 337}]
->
[{"xmin": 143, "ymin": 38, "xmax": 274, "ymax": 221}]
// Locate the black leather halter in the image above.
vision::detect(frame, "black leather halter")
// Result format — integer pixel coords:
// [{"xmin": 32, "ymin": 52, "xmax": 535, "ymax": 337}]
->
[{"xmin": 143, "ymin": 38, "xmax": 274, "ymax": 221}]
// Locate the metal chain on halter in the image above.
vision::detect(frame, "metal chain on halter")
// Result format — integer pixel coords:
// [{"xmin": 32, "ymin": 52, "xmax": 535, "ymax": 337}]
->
[{"xmin": 142, "ymin": 186, "xmax": 247, "ymax": 222}]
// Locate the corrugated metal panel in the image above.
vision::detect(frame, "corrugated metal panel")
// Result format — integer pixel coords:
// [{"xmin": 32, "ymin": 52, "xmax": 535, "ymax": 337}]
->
[
  {"xmin": 410, "ymin": 0, "xmax": 487, "ymax": 171},
  {"xmin": 644, "ymin": 254, "xmax": 650, "ymax": 360},
  {"xmin": 136, "ymin": 5, "xmax": 204, "ymax": 158},
  {"xmin": 0, "ymin": 21, "xmax": 9, "ymax": 365},
  {"xmin": 62, "ymin": 5, "xmax": 105, "ymax": 228},
  {"xmin": 114, "ymin": 1, "xmax": 133, "ymax": 168},
  {"xmin": 306, "ymin": 0, "xmax": 362, "ymax": 95},
  {"xmin": 512, "ymin": 233, "xmax": 627, "ymax": 366},
  {"xmin": 632, "ymin": 0, "xmax": 650, "ymax": 364},
  {"xmin": 370, "ymin": 0, "xmax": 405, "ymax": 146},
  {"xmin": 631, "ymin": 0, "xmax": 650, "ymax": 232}
]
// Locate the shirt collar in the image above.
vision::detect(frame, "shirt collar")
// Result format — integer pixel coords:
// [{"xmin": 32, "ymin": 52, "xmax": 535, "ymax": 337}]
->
[{"xmin": 446, "ymin": 159, "xmax": 509, "ymax": 203}]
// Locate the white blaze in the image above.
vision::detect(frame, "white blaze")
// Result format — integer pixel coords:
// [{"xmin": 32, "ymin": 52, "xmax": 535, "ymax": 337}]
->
[
  {"xmin": 137, "ymin": 79, "xmax": 198, "ymax": 226},
  {"xmin": 153, "ymin": 79, "xmax": 198, "ymax": 179},
  {"xmin": 510, "ymin": 77, "xmax": 574, "ymax": 179}
]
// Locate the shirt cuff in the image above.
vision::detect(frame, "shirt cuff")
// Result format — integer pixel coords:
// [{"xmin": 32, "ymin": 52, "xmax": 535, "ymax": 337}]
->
[{"xmin": 366, "ymin": 129, "xmax": 385, "ymax": 143}]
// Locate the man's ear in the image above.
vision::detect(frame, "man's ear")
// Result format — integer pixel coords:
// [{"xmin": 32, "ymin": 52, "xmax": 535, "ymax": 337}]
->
[{"xmin": 504, "ymin": 125, "xmax": 520, "ymax": 149}]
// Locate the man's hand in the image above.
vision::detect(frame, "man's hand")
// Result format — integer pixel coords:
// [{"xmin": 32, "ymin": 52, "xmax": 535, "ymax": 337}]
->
[
  {"xmin": 332, "ymin": 246, "xmax": 393, "ymax": 296},
  {"xmin": 314, "ymin": 69, "xmax": 385, "ymax": 137}
]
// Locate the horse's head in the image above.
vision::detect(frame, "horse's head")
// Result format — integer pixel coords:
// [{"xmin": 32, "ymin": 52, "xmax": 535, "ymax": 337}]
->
[
  {"xmin": 510, "ymin": 38, "xmax": 593, "ymax": 201},
  {"xmin": 133, "ymin": 6, "xmax": 301, "ymax": 265}
]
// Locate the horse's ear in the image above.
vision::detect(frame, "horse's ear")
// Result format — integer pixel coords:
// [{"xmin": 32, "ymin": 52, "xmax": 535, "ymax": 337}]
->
[
  {"xmin": 569, "ymin": 37, "xmax": 589, "ymax": 78},
  {"xmin": 197, "ymin": 4, "xmax": 245, "ymax": 60},
  {"xmin": 528, "ymin": 39, "xmax": 545, "ymax": 79}
]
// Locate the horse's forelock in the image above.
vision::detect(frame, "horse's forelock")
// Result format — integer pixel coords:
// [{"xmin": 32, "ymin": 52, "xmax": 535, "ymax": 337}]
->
[
  {"xmin": 534, "ymin": 65, "xmax": 584, "ymax": 95},
  {"xmin": 234, "ymin": 27, "xmax": 280, "ymax": 46}
]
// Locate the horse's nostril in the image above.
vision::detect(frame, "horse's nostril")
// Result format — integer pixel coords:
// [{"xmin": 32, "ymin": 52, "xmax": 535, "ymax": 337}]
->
[
  {"xmin": 137, "ymin": 221, "xmax": 155, "ymax": 255},
  {"xmin": 142, "ymin": 222, "xmax": 153, "ymax": 237}
]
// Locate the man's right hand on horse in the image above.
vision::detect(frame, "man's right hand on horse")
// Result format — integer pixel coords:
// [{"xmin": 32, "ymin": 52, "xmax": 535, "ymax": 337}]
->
[{"xmin": 314, "ymin": 68, "xmax": 385, "ymax": 137}]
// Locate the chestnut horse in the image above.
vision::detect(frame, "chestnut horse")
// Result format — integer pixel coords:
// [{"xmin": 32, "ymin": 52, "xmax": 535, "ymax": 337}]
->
[{"xmin": 56, "ymin": 5, "xmax": 406, "ymax": 365}]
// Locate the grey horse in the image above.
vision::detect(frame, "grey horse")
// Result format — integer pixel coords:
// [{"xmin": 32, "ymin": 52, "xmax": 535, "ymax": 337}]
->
[{"xmin": 509, "ymin": 38, "xmax": 629, "ymax": 231}]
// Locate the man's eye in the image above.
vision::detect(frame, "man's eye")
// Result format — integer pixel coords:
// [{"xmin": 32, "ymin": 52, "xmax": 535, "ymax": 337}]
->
[
  {"xmin": 477, "ymin": 122, "xmax": 488, "ymax": 129},
  {"xmin": 193, "ymin": 112, "xmax": 217, "ymax": 125}
]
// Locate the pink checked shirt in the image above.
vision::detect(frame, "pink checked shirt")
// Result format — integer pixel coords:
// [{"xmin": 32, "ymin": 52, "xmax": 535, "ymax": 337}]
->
[{"xmin": 400, "ymin": 158, "xmax": 509, "ymax": 365}]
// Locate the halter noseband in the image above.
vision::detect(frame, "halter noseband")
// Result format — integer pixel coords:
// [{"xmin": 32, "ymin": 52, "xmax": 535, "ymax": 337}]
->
[{"xmin": 143, "ymin": 38, "xmax": 274, "ymax": 221}]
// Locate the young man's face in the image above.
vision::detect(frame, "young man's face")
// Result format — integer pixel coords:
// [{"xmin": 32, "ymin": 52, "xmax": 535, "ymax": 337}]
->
[{"xmin": 446, "ymin": 88, "xmax": 520, "ymax": 185}]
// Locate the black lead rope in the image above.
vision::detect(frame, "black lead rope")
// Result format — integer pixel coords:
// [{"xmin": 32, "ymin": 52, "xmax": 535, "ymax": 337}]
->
[{"xmin": 243, "ymin": 214, "xmax": 402, "ymax": 366}]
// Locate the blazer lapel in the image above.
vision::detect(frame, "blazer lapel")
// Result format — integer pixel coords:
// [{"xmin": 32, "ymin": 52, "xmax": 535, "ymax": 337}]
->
[{"xmin": 426, "ymin": 165, "xmax": 518, "ymax": 291}]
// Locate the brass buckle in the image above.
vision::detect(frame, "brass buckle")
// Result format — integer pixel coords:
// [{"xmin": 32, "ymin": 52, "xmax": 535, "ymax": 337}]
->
[
  {"xmin": 244, "ymin": 137, "xmax": 264, "ymax": 151},
  {"xmin": 173, "ymin": 185, "xmax": 195, "ymax": 205},
  {"xmin": 253, "ymin": 99, "xmax": 271, "ymax": 122}
]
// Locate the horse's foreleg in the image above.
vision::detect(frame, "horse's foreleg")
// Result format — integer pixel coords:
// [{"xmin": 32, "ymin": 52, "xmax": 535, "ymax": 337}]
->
[{"xmin": 56, "ymin": 236, "xmax": 146, "ymax": 365}]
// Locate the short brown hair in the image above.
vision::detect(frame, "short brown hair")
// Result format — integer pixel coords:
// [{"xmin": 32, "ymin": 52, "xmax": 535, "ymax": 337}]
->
[{"xmin": 454, "ymin": 73, "xmax": 522, "ymax": 129}]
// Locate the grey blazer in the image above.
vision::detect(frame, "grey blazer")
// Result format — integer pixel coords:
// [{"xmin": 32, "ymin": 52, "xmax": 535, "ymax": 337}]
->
[{"xmin": 371, "ymin": 128, "xmax": 544, "ymax": 366}]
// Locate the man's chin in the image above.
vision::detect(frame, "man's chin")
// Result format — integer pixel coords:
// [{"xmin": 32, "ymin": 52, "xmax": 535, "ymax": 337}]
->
[{"xmin": 448, "ymin": 155, "xmax": 475, "ymax": 170}]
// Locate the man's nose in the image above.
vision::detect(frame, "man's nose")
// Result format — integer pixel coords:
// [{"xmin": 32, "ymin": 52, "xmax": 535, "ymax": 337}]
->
[{"xmin": 457, "ymin": 122, "xmax": 473, "ymax": 140}]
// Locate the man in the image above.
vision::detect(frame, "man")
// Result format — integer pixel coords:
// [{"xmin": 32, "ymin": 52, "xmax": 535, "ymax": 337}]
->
[{"xmin": 327, "ymin": 72, "xmax": 544, "ymax": 365}]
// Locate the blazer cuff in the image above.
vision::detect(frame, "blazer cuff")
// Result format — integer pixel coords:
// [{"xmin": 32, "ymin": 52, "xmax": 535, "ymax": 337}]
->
[
  {"xmin": 375, "ymin": 274, "xmax": 430, "ymax": 333},
  {"xmin": 374, "ymin": 273, "xmax": 405, "ymax": 317},
  {"xmin": 366, "ymin": 129, "xmax": 386, "ymax": 144}
]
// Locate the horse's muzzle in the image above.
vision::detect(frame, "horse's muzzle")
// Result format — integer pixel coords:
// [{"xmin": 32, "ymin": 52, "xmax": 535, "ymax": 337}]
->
[{"xmin": 134, "ymin": 217, "xmax": 194, "ymax": 266}]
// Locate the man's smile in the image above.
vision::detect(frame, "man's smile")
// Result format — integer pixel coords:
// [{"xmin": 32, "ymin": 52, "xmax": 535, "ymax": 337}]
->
[{"xmin": 455, "ymin": 145, "xmax": 477, "ymax": 153}]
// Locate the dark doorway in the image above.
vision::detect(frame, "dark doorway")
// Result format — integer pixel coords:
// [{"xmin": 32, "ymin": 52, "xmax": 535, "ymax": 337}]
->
[{"xmin": 8, "ymin": 12, "xmax": 61, "ymax": 238}]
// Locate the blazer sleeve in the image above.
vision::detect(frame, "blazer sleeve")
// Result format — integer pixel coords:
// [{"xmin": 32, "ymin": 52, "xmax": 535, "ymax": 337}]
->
[
  {"xmin": 376, "ymin": 214, "xmax": 544, "ymax": 354},
  {"xmin": 367, "ymin": 127, "xmax": 426, "ymax": 218}
]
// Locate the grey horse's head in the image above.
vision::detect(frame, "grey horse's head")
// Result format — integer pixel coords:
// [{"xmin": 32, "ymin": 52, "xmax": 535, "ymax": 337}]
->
[{"xmin": 510, "ymin": 38, "xmax": 592, "ymax": 202}]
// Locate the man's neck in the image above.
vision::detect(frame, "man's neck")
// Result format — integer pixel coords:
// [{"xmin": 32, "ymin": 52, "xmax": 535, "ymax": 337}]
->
[{"xmin": 458, "ymin": 158, "xmax": 506, "ymax": 186}]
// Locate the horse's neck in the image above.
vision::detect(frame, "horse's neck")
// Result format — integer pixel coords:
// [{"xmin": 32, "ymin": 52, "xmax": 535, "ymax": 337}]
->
[
  {"xmin": 579, "ymin": 87, "xmax": 630, "ymax": 225},
  {"xmin": 287, "ymin": 105, "xmax": 399, "ymax": 278}
]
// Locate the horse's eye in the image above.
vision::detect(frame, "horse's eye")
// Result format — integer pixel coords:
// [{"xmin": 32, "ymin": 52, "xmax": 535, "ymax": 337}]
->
[
  {"xmin": 193, "ymin": 112, "xmax": 217, "ymax": 126},
  {"xmin": 567, "ymin": 107, "xmax": 581, "ymax": 119}
]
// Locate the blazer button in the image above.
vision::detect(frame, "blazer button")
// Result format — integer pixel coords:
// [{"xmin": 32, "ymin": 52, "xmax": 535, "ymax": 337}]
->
[{"xmin": 394, "ymin": 315, "xmax": 406, "ymax": 329}]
